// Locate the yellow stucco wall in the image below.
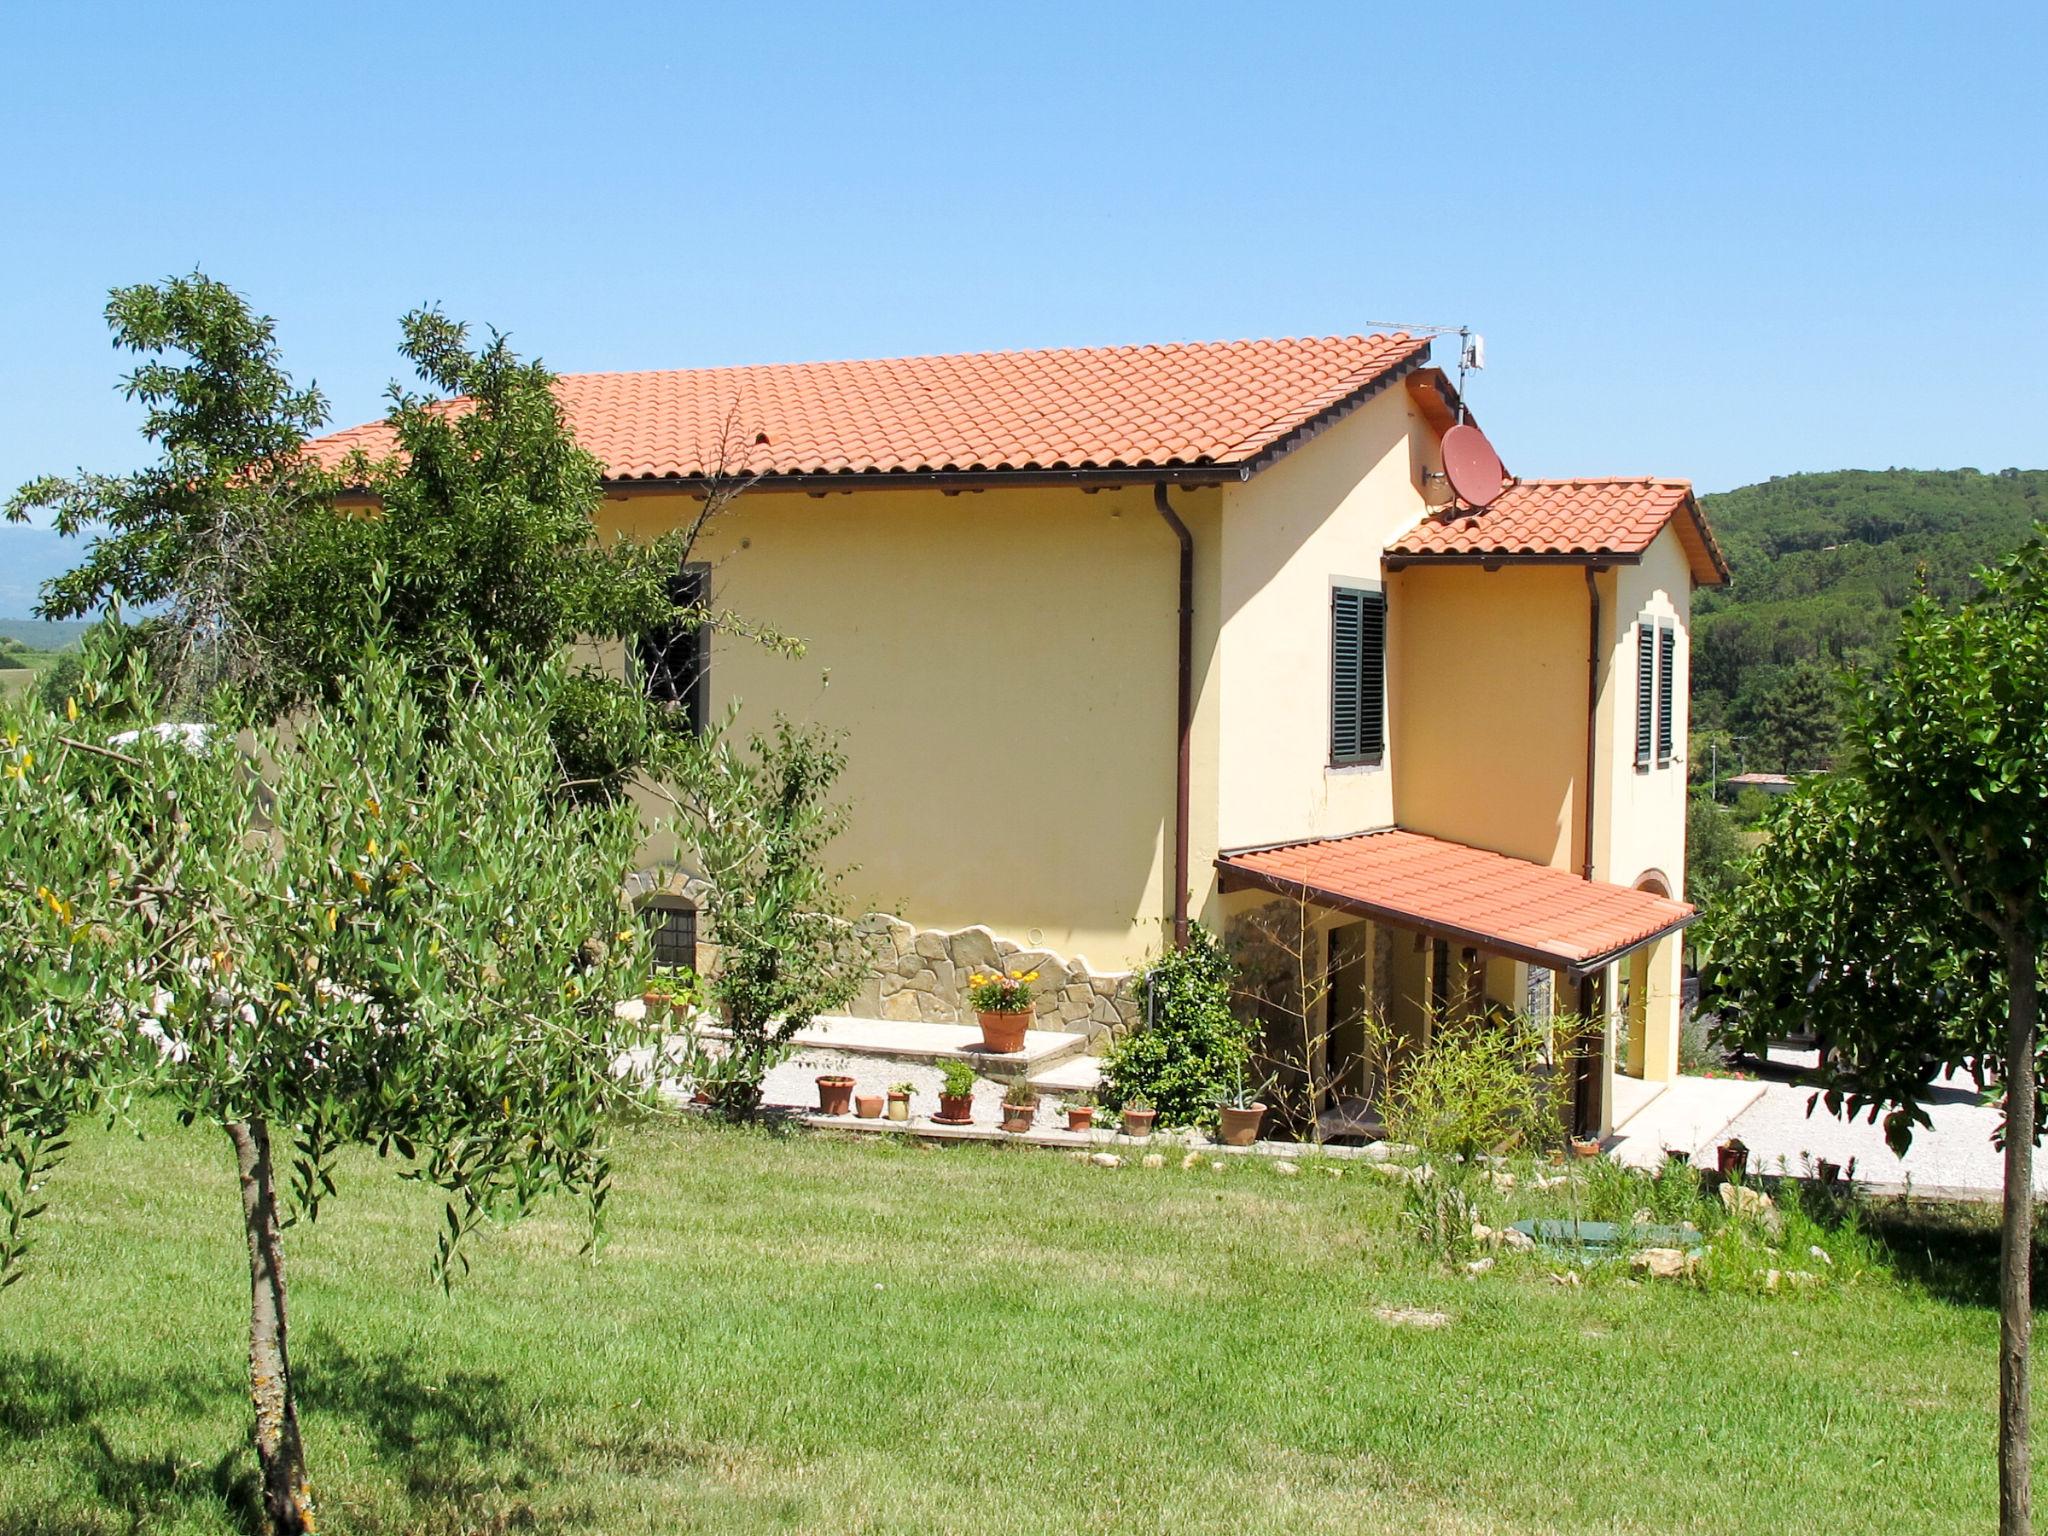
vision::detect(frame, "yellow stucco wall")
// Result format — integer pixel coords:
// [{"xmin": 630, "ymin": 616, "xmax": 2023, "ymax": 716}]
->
[
  {"xmin": 1598, "ymin": 524, "xmax": 1693, "ymax": 895},
  {"xmin": 1211, "ymin": 385, "xmax": 1439, "ymax": 858},
  {"xmin": 593, "ymin": 481, "xmax": 1221, "ymax": 971},
  {"xmin": 1388, "ymin": 563, "xmax": 1589, "ymax": 870}
]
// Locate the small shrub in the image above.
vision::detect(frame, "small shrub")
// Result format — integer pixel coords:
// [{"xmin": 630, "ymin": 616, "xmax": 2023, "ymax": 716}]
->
[
  {"xmin": 1401, "ymin": 1163, "xmax": 1484, "ymax": 1263},
  {"xmin": 1379, "ymin": 1011, "xmax": 1555, "ymax": 1161},
  {"xmin": 1002, "ymin": 1076, "xmax": 1037, "ymax": 1107},
  {"xmin": 1101, "ymin": 923, "xmax": 1254, "ymax": 1127},
  {"xmin": 939, "ymin": 1059, "xmax": 977, "ymax": 1098}
]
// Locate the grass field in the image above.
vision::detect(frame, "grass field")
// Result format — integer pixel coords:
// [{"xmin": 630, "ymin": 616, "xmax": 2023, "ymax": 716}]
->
[{"xmin": 0, "ymin": 1102, "xmax": 2029, "ymax": 1535}]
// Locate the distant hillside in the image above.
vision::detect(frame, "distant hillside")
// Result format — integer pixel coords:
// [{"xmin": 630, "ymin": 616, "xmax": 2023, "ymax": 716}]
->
[
  {"xmin": 1693, "ymin": 468, "xmax": 2047, "ymax": 772},
  {"xmin": 0, "ymin": 525, "xmax": 79, "ymax": 618}
]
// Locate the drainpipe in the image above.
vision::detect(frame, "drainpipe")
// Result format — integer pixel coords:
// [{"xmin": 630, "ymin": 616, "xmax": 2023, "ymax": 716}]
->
[
  {"xmin": 1153, "ymin": 483, "xmax": 1194, "ymax": 948},
  {"xmin": 1581, "ymin": 566, "xmax": 1602, "ymax": 882}
]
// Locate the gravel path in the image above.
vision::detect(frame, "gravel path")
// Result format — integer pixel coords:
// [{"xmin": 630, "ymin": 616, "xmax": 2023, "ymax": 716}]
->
[
  {"xmin": 764, "ymin": 1047, "xmax": 1085, "ymax": 1130},
  {"xmin": 1715, "ymin": 1051, "xmax": 2043, "ymax": 1198}
]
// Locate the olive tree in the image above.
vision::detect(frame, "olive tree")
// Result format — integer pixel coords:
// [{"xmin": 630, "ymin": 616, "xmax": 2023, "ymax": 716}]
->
[
  {"xmin": 1704, "ymin": 530, "xmax": 2048, "ymax": 1535},
  {"xmin": 4, "ymin": 646, "xmax": 677, "ymax": 1535}
]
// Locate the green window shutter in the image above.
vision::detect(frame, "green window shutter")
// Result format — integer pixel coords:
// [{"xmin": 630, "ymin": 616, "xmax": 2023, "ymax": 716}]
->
[
  {"xmin": 1359, "ymin": 589, "xmax": 1386, "ymax": 758},
  {"xmin": 1331, "ymin": 588, "xmax": 1363, "ymax": 761},
  {"xmin": 1634, "ymin": 622, "xmax": 1655, "ymax": 768},
  {"xmin": 1656, "ymin": 624, "xmax": 1676, "ymax": 764},
  {"xmin": 1331, "ymin": 587, "xmax": 1386, "ymax": 763}
]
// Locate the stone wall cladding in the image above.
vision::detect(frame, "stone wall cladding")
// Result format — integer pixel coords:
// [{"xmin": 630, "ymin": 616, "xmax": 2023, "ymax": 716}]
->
[{"xmin": 850, "ymin": 914, "xmax": 1139, "ymax": 1037}]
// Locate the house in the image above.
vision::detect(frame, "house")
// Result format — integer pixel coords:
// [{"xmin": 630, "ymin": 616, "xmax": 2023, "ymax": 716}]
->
[
  {"xmin": 1723, "ymin": 771, "xmax": 1796, "ymax": 797},
  {"xmin": 318, "ymin": 333, "xmax": 1729, "ymax": 1136}
]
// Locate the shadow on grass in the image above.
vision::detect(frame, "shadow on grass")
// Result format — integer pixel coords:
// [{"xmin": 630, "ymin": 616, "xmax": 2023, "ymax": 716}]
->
[
  {"xmin": 1861, "ymin": 1198, "xmax": 2048, "ymax": 1310},
  {"xmin": 0, "ymin": 1339, "xmax": 567, "ymax": 1536}
]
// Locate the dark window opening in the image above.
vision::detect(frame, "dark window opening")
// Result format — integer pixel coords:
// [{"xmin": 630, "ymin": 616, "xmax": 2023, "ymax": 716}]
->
[
  {"xmin": 637, "ymin": 565, "xmax": 711, "ymax": 733},
  {"xmin": 645, "ymin": 900, "xmax": 698, "ymax": 974},
  {"xmin": 1331, "ymin": 586, "xmax": 1387, "ymax": 764}
]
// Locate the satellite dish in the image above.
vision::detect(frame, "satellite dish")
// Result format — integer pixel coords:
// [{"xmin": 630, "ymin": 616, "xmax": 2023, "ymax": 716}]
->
[{"xmin": 1441, "ymin": 422, "xmax": 1505, "ymax": 508}]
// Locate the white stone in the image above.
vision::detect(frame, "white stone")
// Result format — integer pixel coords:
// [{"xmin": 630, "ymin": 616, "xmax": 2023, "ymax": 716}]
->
[
  {"xmin": 1180, "ymin": 1150, "xmax": 1202, "ymax": 1170},
  {"xmin": 1501, "ymin": 1227, "xmax": 1536, "ymax": 1253},
  {"xmin": 1141, "ymin": 1153, "xmax": 1165, "ymax": 1169},
  {"xmin": 1089, "ymin": 1152, "xmax": 1124, "ymax": 1168},
  {"xmin": 1809, "ymin": 1245, "xmax": 1834, "ymax": 1266},
  {"xmin": 1465, "ymin": 1256, "xmax": 1495, "ymax": 1275},
  {"xmin": 1274, "ymin": 1160, "xmax": 1300, "ymax": 1176}
]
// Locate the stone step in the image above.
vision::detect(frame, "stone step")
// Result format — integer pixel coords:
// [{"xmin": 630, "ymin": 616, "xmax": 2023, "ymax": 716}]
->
[
  {"xmin": 1027, "ymin": 1054, "xmax": 1104, "ymax": 1093},
  {"xmin": 714, "ymin": 1015, "xmax": 1092, "ymax": 1078}
]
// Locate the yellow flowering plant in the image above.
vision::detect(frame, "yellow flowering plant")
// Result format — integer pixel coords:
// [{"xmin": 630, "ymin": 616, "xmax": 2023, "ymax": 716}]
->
[{"xmin": 967, "ymin": 968, "xmax": 1038, "ymax": 1013}]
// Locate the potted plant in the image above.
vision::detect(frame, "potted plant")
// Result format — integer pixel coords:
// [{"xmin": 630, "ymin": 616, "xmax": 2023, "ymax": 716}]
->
[
  {"xmin": 640, "ymin": 973, "xmax": 673, "ymax": 1021},
  {"xmin": 1716, "ymin": 1136, "xmax": 1749, "ymax": 1179},
  {"xmin": 816, "ymin": 1073, "xmax": 857, "ymax": 1116},
  {"xmin": 1000, "ymin": 1077, "xmax": 1039, "ymax": 1133},
  {"xmin": 1216, "ymin": 1072, "xmax": 1268, "ymax": 1148},
  {"xmin": 935, "ymin": 1059, "xmax": 977, "ymax": 1124},
  {"xmin": 854, "ymin": 1091, "xmax": 884, "ymax": 1119},
  {"xmin": 1120, "ymin": 1093, "xmax": 1156, "ymax": 1139},
  {"xmin": 1814, "ymin": 1157, "xmax": 1842, "ymax": 1185},
  {"xmin": 1064, "ymin": 1090, "xmax": 1097, "ymax": 1132},
  {"xmin": 887, "ymin": 1082, "xmax": 914, "ymax": 1122},
  {"xmin": 1571, "ymin": 1135, "xmax": 1602, "ymax": 1159},
  {"xmin": 967, "ymin": 968, "xmax": 1039, "ymax": 1054}
]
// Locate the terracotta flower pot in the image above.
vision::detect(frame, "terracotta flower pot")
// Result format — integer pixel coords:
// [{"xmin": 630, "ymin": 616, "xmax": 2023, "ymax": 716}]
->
[
  {"xmin": 641, "ymin": 990, "xmax": 670, "ymax": 1020},
  {"xmin": 816, "ymin": 1074, "xmax": 856, "ymax": 1116},
  {"xmin": 1571, "ymin": 1137, "xmax": 1602, "ymax": 1159},
  {"xmin": 1716, "ymin": 1138, "xmax": 1749, "ymax": 1179},
  {"xmin": 935, "ymin": 1092, "xmax": 974, "ymax": 1125},
  {"xmin": 1121, "ymin": 1107, "xmax": 1157, "ymax": 1139},
  {"xmin": 854, "ymin": 1093, "xmax": 883, "ymax": 1119},
  {"xmin": 1815, "ymin": 1158, "xmax": 1842, "ymax": 1185},
  {"xmin": 1218, "ymin": 1103, "xmax": 1267, "ymax": 1148},
  {"xmin": 886, "ymin": 1091, "xmax": 911, "ymax": 1122},
  {"xmin": 977, "ymin": 1008, "xmax": 1031, "ymax": 1054},
  {"xmin": 1000, "ymin": 1100, "xmax": 1037, "ymax": 1133},
  {"xmin": 1066, "ymin": 1105, "xmax": 1096, "ymax": 1132}
]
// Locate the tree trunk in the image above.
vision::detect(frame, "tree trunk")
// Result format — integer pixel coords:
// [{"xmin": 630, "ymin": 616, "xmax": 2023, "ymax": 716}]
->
[
  {"xmin": 1999, "ymin": 931, "xmax": 2037, "ymax": 1536},
  {"xmin": 227, "ymin": 1119, "xmax": 316, "ymax": 1535}
]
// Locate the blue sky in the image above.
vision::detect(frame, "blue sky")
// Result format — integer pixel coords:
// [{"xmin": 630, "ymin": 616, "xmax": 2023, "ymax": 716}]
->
[{"xmin": 1, "ymin": 0, "xmax": 2041, "ymax": 526}]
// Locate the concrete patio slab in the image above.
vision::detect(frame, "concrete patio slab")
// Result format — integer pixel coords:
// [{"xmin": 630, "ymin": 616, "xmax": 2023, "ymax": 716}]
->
[{"xmin": 1605, "ymin": 1075, "xmax": 1765, "ymax": 1170}]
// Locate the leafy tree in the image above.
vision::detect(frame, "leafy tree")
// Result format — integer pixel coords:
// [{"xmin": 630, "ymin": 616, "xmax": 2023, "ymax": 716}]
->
[
  {"xmin": 6, "ymin": 275, "xmax": 767, "ymax": 799},
  {"xmin": 1, "ymin": 647, "xmax": 677, "ymax": 1534},
  {"xmin": 1683, "ymin": 788, "xmax": 1750, "ymax": 917},
  {"xmin": 4, "ymin": 273, "xmax": 333, "ymax": 704},
  {"xmin": 1703, "ymin": 528, "xmax": 2048, "ymax": 1534},
  {"xmin": 653, "ymin": 719, "xmax": 862, "ymax": 1111},
  {"xmin": 1101, "ymin": 922, "xmax": 1254, "ymax": 1127},
  {"xmin": 1729, "ymin": 660, "xmax": 1842, "ymax": 770}
]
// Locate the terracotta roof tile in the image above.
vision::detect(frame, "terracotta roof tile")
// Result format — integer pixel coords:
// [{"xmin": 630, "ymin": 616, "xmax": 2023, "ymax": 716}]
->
[
  {"xmin": 1218, "ymin": 828, "xmax": 1694, "ymax": 974},
  {"xmin": 1387, "ymin": 478, "xmax": 1729, "ymax": 586},
  {"xmin": 310, "ymin": 333, "xmax": 1432, "ymax": 485}
]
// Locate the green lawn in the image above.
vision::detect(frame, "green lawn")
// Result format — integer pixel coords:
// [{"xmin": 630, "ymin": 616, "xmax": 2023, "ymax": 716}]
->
[{"xmin": 0, "ymin": 1102, "xmax": 2027, "ymax": 1535}]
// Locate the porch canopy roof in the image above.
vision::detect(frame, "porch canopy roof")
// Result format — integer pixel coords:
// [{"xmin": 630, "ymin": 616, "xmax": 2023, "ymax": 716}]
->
[{"xmin": 1215, "ymin": 828, "xmax": 1695, "ymax": 981}]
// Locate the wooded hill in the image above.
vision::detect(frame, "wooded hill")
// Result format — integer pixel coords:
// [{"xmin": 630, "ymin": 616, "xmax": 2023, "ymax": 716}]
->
[{"xmin": 1692, "ymin": 468, "xmax": 2047, "ymax": 774}]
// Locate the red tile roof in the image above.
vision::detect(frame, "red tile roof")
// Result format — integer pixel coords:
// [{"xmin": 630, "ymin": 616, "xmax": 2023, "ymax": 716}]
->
[
  {"xmin": 1217, "ymin": 828, "xmax": 1694, "ymax": 975},
  {"xmin": 1386, "ymin": 478, "xmax": 1729, "ymax": 586},
  {"xmin": 310, "ymin": 333, "xmax": 1433, "ymax": 486}
]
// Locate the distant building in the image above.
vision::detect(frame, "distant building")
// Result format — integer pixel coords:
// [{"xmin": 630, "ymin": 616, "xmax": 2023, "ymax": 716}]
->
[{"xmin": 1724, "ymin": 772, "xmax": 1796, "ymax": 796}]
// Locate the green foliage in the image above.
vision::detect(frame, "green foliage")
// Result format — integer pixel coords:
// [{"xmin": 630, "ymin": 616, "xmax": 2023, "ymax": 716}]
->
[
  {"xmin": 1377, "ymin": 1011, "xmax": 1559, "ymax": 1161},
  {"xmin": 658, "ymin": 719, "xmax": 861, "ymax": 1112},
  {"xmin": 4, "ymin": 273, "xmax": 334, "ymax": 704},
  {"xmin": 1694, "ymin": 469, "xmax": 2047, "ymax": 772},
  {"xmin": 1002, "ymin": 1076, "xmax": 1037, "ymax": 1107},
  {"xmin": 1701, "ymin": 775, "xmax": 2001, "ymax": 1148},
  {"xmin": 939, "ymin": 1059, "xmax": 978, "ymax": 1097},
  {"xmin": 1683, "ymin": 787, "xmax": 1751, "ymax": 915},
  {"xmin": 1100, "ymin": 922, "xmax": 1253, "ymax": 1127},
  {"xmin": 7, "ymin": 276, "xmax": 731, "ymax": 799}
]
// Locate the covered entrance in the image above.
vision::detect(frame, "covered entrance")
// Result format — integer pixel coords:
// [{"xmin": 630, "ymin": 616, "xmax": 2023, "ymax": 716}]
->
[{"xmin": 1217, "ymin": 828, "xmax": 1695, "ymax": 1140}]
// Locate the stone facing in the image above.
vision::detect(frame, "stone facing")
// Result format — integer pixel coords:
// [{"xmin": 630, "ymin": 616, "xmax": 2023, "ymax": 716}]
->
[{"xmin": 849, "ymin": 914, "xmax": 1138, "ymax": 1037}]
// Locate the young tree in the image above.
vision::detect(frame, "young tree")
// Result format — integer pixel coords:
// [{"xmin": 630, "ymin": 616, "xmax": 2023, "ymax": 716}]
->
[
  {"xmin": 3, "ymin": 273, "xmax": 334, "ymax": 705},
  {"xmin": 1704, "ymin": 530, "xmax": 2048, "ymax": 1534},
  {"xmin": 7, "ymin": 275, "xmax": 774, "ymax": 798},
  {"xmin": 2, "ymin": 647, "xmax": 678, "ymax": 1535},
  {"xmin": 652, "ymin": 719, "xmax": 862, "ymax": 1111}
]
